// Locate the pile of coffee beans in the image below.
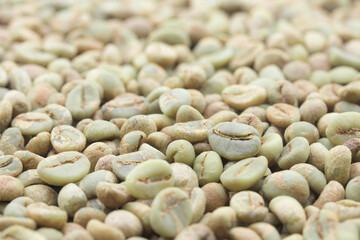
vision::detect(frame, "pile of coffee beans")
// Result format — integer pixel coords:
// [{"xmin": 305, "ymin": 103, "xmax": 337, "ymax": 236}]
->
[{"xmin": 0, "ymin": 0, "xmax": 360, "ymax": 239}]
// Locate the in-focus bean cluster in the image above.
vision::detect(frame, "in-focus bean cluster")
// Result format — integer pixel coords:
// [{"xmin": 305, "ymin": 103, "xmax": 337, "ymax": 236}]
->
[{"xmin": 0, "ymin": 0, "xmax": 360, "ymax": 240}]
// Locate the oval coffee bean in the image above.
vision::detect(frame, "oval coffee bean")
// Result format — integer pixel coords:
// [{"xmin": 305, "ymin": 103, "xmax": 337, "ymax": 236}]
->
[
  {"xmin": 11, "ymin": 112, "xmax": 53, "ymax": 135},
  {"xmin": 220, "ymin": 156, "xmax": 268, "ymax": 192},
  {"xmin": 149, "ymin": 187, "xmax": 192, "ymax": 238},
  {"xmin": 125, "ymin": 159, "xmax": 175, "ymax": 199},
  {"xmin": 208, "ymin": 122, "xmax": 261, "ymax": 161},
  {"xmin": 37, "ymin": 151, "xmax": 90, "ymax": 186},
  {"xmin": 262, "ymin": 170, "xmax": 310, "ymax": 205},
  {"xmin": 50, "ymin": 125, "xmax": 86, "ymax": 152}
]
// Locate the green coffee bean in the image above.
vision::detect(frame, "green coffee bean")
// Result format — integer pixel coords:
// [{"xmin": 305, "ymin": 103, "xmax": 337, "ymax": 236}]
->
[
  {"xmin": 189, "ymin": 187, "xmax": 206, "ymax": 223},
  {"xmin": 175, "ymin": 224, "xmax": 216, "ymax": 240},
  {"xmin": 326, "ymin": 112, "xmax": 360, "ymax": 145},
  {"xmin": 34, "ymin": 72, "xmax": 64, "ymax": 90},
  {"xmin": 163, "ymin": 119, "xmax": 214, "ymax": 143},
  {"xmin": 200, "ymin": 47, "xmax": 234, "ymax": 69},
  {"xmin": 119, "ymin": 131, "xmax": 146, "ymax": 155},
  {"xmin": 0, "ymin": 225, "xmax": 46, "ymax": 240},
  {"xmin": 37, "ymin": 151, "xmax": 90, "ymax": 186},
  {"xmin": 294, "ymin": 80, "xmax": 318, "ymax": 104},
  {"xmin": 166, "ymin": 140, "xmax": 195, "ymax": 166},
  {"xmin": 267, "ymin": 80, "xmax": 297, "ymax": 106},
  {"xmin": 346, "ymin": 176, "xmax": 360, "ymax": 201},
  {"xmin": 78, "ymin": 170, "xmax": 118, "ymax": 199},
  {"xmin": 325, "ymin": 145, "xmax": 351, "ymax": 185},
  {"xmin": 3, "ymin": 196, "xmax": 33, "ymax": 218},
  {"xmin": 84, "ymin": 120, "xmax": 120, "ymax": 142},
  {"xmin": 230, "ymin": 191, "xmax": 268, "ymax": 224},
  {"xmin": 102, "ymin": 96, "xmax": 148, "ymax": 120},
  {"xmin": 0, "ymin": 155, "xmax": 23, "ymax": 176},
  {"xmin": 233, "ymin": 113, "xmax": 264, "ymax": 136},
  {"xmin": 314, "ymin": 180, "xmax": 345, "ymax": 208},
  {"xmin": 134, "ymin": 144, "xmax": 163, "ymax": 160},
  {"xmin": 119, "ymin": 115, "xmax": 157, "ymax": 138},
  {"xmin": 208, "ymin": 122, "xmax": 261, "ymax": 161},
  {"xmin": 86, "ymin": 199, "xmax": 109, "ymax": 213},
  {"xmin": 96, "ymin": 182, "xmax": 133, "ymax": 209},
  {"xmin": 338, "ymin": 81, "xmax": 360, "ymax": 103},
  {"xmin": 146, "ymin": 132, "xmax": 171, "ymax": 154},
  {"xmin": 13, "ymin": 150, "xmax": 43, "ymax": 171},
  {"xmin": 50, "ymin": 125, "xmax": 86, "ymax": 152},
  {"xmin": 146, "ymin": 87, "xmax": 170, "ymax": 114},
  {"xmin": 0, "ymin": 127, "xmax": 24, "ymax": 155},
  {"xmin": 208, "ymin": 110, "xmax": 238, "ymax": 125},
  {"xmin": 3, "ymin": 90, "xmax": 30, "ymax": 117},
  {"xmin": 303, "ymin": 209, "xmax": 339, "ymax": 240},
  {"xmin": 207, "ymin": 207, "xmax": 238, "ymax": 239},
  {"xmin": 148, "ymin": 113, "xmax": 175, "ymax": 130},
  {"xmin": 41, "ymin": 104, "xmax": 73, "ymax": 127},
  {"xmin": 337, "ymin": 222, "xmax": 359, "ymax": 240},
  {"xmin": 290, "ymin": 163, "xmax": 327, "ymax": 195},
  {"xmin": 86, "ymin": 219, "xmax": 126, "ymax": 240},
  {"xmin": 257, "ymin": 133, "xmax": 283, "ymax": 167},
  {"xmin": 17, "ymin": 169, "xmax": 45, "ymax": 186},
  {"xmin": 150, "ymin": 187, "xmax": 192, "ymax": 238},
  {"xmin": 266, "ymin": 103, "xmax": 300, "ymax": 128},
  {"xmin": 73, "ymin": 207, "xmax": 106, "ymax": 228},
  {"xmin": 25, "ymin": 132, "xmax": 51, "ymax": 157},
  {"xmin": 262, "ymin": 170, "xmax": 310, "ymax": 205},
  {"xmin": 193, "ymin": 151, "xmax": 223, "ymax": 186},
  {"xmin": 277, "ymin": 137, "xmax": 310, "ymax": 169},
  {"xmin": 145, "ymin": 42, "xmax": 178, "ymax": 67},
  {"xmin": 150, "ymin": 27, "xmax": 191, "ymax": 46},
  {"xmin": 335, "ymin": 101, "xmax": 360, "ymax": 113},
  {"xmin": 222, "ymin": 85, "xmax": 267, "ymax": 111},
  {"xmin": 0, "ymin": 66, "xmax": 8, "ymax": 87},
  {"xmin": 284, "ymin": 121, "xmax": 320, "ymax": 144},
  {"xmin": 309, "ymin": 70, "xmax": 331, "ymax": 87},
  {"xmin": 0, "ymin": 100, "xmax": 12, "ymax": 133},
  {"xmin": 26, "ymin": 202, "xmax": 67, "ymax": 229},
  {"xmin": 328, "ymin": 46, "xmax": 360, "ymax": 70},
  {"xmin": 259, "ymin": 65, "xmax": 285, "ymax": 81},
  {"xmin": 0, "ymin": 175, "xmax": 24, "ymax": 201},
  {"xmin": 229, "ymin": 227, "xmax": 262, "ymax": 240},
  {"xmin": 58, "ymin": 183, "xmax": 87, "ymax": 217},
  {"xmin": 9, "ymin": 67, "xmax": 31, "ymax": 94},
  {"xmin": 159, "ymin": 88, "xmax": 192, "ymax": 118},
  {"xmin": 269, "ymin": 196, "xmax": 306, "ymax": 234},
  {"xmin": 11, "ymin": 112, "xmax": 53, "ymax": 135},
  {"xmin": 86, "ymin": 68, "xmax": 125, "ymax": 101},
  {"xmin": 202, "ymin": 182, "xmax": 228, "ymax": 212},
  {"xmin": 105, "ymin": 210, "xmax": 143, "ymax": 238},
  {"xmin": 201, "ymin": 72, "xmax": 229, "ymax": 94},
  {"xmin": 37, "ymin": 227, "xmax": 64, "ymax": 240},
  {"xmin": 122, "ymin": 201, "xmax": 152, "ymax": 235},
  {"xmin": 24, "ymin": 184, "xmax": 58, "ymax": 206},
  {"xmin": 323, "ymin": 200, "xmax": 360, "ymax": 221},
  {"xmin": 307, "ymin": 142, "xmax": 329, "ymax": 172},
  {"xmin": 318, "ymin": 137, "xmax": 334, "ymax": 150},
  {"xmin": 112, "ymin": 150, "xmax": 162, "ymax": 180},
  {"xmin": 249, "ymin": 222, "xmax": 281, "ymax": 240},
  {"xmin": 171, "ymin": 163, "xmax": 199, "ymax": 194},
  {"xmin": 125, "ymin": 159, "xmax": 174, "ymax": 199},
  {"xmin": 0, "ymin": 216, "xmax": 36, "ymax": 231},
  {"xmin": 220, "ymin": 156, "xmax": 268, "ymax": 192},
  {"xmin": 65, "ymin": 83, "xmax": 101, "ymax": 120},
  {"xmin": 176, "ymin": 105, "xmax": 204, "ymax": 123}
]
